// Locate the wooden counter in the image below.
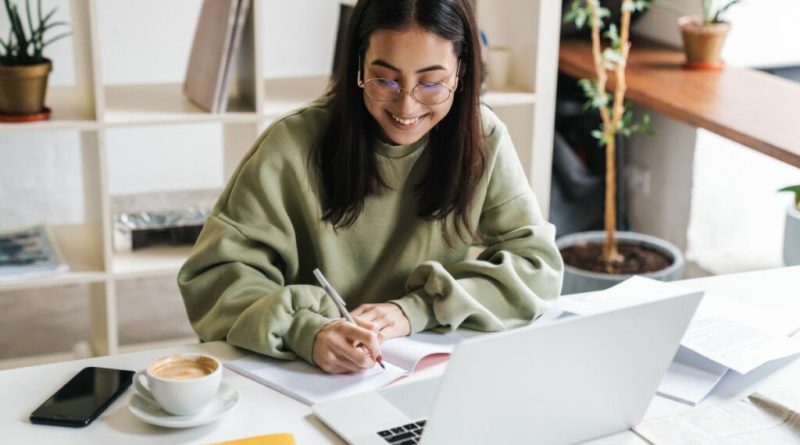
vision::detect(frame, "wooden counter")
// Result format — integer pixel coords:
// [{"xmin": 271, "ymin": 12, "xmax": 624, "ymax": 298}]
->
[{"xmin": 559, "ymin": 39, "xmax": 800, "ymax": 168}]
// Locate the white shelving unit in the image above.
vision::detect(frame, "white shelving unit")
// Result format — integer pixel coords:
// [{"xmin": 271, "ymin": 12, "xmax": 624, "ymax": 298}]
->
[{"xmin": 0, "ymin": 0, "xmax": 560, "ymax": 359}]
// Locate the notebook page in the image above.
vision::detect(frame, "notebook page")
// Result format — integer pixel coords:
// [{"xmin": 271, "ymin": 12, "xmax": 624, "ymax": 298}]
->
[
  {"xmin": 226, "ymin": 355, "xmax": 406, "ymax": 405},
  {"xmin": 381, "ymin": 331, "xmax": 463, "ymax": 372}
]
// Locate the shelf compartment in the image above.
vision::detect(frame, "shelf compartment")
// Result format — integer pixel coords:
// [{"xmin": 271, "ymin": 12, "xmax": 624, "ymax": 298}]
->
[
  {"xmin": 103, "ymin": 83, "xmax": 260, "ymax": 126},
  {"xmin": 262, "ymin": 76, "xmax": 330, "ymax": 119},
  {"xmin": 112, "ymin": 245, "xmax": 192, "ymax": 279}
]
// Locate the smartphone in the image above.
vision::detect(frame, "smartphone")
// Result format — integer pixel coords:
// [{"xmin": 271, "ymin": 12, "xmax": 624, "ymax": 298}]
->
[{"xmin": 29, "ymin": 366, "xmax": 135, "ymax": 427}]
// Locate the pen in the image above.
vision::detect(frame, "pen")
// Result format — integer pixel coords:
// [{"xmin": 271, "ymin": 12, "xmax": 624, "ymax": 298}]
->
[{"xmin": 313, "ymin": 268, "xmax": 385, "ymax": 370}]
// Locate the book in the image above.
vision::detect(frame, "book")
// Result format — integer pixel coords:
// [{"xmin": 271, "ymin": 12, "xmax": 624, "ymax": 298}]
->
[
  {"xmin": 226, "ymin": 331, "xmax": 463, "ymax": 406},
  {"xmin": 183, "ymin": 0, "xmax": 240, "ymax": 113},
  {"xmin": 216, "ymin": 0, "xmax": 251, "ymax": 112},
  {"xmin": 0, "ymin": 224, "xmax": 68, "ymax": 281}
]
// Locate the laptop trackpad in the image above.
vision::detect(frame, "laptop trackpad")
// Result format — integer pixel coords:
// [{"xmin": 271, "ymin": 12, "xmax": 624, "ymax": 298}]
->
[{"xmin": 379, "ymin": 376, "xmax": 442, "ymax": 421}]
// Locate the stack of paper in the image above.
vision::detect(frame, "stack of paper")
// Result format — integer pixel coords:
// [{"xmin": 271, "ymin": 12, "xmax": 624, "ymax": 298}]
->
[{"xmin": 559, "ymin": 276, "xmax": 800, "ymax": 405}]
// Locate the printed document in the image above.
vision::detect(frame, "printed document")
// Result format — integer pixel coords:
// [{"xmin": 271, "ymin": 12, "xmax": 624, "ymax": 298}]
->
[
  {"xmin": 634, "ymin": 387, "xmax": 800, "ymax": 444},
  {"xmin": 559, "ymin": 276, "xmax": 800, "ymax": 405}
]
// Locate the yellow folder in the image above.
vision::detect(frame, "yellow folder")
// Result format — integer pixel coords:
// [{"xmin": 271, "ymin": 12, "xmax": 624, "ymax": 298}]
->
[{"xmin": 209, "ymin": 433, "xmax": 296, "ymax": 445}]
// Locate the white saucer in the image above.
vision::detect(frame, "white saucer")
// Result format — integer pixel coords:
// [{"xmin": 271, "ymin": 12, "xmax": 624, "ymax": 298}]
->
[{"xmin": 128, "ymin": 381, "xmax": 239, "ymax": 428}]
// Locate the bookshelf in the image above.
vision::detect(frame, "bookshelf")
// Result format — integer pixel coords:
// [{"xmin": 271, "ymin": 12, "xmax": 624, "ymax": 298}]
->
[{"xmin": 0, "ymin": 0, "xmax": 560, "ymax": 360}]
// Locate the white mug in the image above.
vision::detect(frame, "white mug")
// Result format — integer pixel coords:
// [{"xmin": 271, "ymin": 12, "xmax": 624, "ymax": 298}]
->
[
  {"xmin": 133, "ymin": 353, "xmax": 222, "ymax": 416},
  {"xmin": 487, "ymin": 46, "xmax": 512, "ymax": 90}
]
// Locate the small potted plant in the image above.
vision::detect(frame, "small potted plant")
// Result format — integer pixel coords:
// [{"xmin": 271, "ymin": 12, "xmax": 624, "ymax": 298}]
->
[
  {"xmin": 779, "ymin": 185, "xmax": 800, "ymax": 266},
  {"xmin": 677, "ymin": 0, "xmax": 742, "ymax": 69},
  {"xmin": 560, "ymin": 0, "xmax": 685, "ymax": 294},
  {"xmin": 0, "ymin": 0, "xmax": 70, "ymax": 120}
]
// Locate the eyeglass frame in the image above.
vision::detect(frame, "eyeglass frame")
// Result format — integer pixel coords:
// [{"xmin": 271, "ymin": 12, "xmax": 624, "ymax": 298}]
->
[{"xmin": 356, "ymin": 57, "xmax": 461, "ymax": 105}]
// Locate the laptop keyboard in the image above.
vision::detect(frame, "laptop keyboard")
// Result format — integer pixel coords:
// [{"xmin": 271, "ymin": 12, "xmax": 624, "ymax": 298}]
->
[{"xmin": 377, "ymin": 419, "xmax": 426, "ymax": 444}]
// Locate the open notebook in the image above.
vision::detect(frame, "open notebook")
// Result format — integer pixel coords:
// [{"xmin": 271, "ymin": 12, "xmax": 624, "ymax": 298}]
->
[{"xmin": 226, "ymin": 331, "xmax": 462, "ymax": 405}]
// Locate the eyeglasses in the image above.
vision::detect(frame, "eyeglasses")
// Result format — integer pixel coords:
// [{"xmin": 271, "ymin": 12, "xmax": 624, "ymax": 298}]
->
[{"xmin": 357, "ymin": 62, "xmax": 460, "ymax": 106}]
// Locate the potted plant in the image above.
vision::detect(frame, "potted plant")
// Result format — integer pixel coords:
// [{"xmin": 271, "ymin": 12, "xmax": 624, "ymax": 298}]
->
[
  {"xmin": 559, "ymin": 0, "xmax": 685, "ymax": 294},
  {"xmin": 779, "ymin": 185, "xmax": 800, "ymax": 266},
  {"xmin": 0, "ymin": 0, "xmax": 69, "ymax": 119},
  {"xmin": 677, "ymin": 0, "xmax": 742, "ymax": 69}
]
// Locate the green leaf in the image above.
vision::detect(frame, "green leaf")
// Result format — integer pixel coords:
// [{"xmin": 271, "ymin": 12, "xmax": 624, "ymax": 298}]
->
[
  {"xmin": 42, "ymin": 31, "xmax": 69, "ymax": 48},
  {"xmin": 604, "ymin": 23, "xmax": 620, "ymax": 49},
  {"xmin": 778, "ymin": 185, "xmax": 800, "ymax": 207}
]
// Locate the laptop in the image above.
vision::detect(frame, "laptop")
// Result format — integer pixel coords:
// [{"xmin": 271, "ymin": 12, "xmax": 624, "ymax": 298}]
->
[{"xmin": 313, "ymin": 289, "xmax": 703, "ymax": 445}]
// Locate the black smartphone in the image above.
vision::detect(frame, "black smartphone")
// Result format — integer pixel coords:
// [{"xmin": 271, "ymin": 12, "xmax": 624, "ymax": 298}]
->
[{"xmin": 29, "ymin": 366, "xmax": 135, "ymax": 427}]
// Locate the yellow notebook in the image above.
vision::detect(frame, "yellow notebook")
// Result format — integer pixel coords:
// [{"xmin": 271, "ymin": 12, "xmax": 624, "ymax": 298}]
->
[{"xmin": 209, "ymin": 433, "xmax": 295, "ymax": 445}]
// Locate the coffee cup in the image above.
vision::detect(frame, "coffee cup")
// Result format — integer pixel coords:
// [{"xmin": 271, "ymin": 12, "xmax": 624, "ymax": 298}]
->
[{"xmin": 133, "ymin": 353, "xmax": 222, "ymax": 416}]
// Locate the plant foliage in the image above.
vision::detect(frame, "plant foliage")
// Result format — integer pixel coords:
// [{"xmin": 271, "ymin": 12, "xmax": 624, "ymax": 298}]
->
[
  {"xmin": 0, "ymin": 0, "xmax": 70, "ymax": 65},
  {"xmin": 779, "ymin": 185, "xmax": 800, "ymax": 210},
  {"xmin": 701, "ymin": 0, "xmax": 743, "ymax": 25}
]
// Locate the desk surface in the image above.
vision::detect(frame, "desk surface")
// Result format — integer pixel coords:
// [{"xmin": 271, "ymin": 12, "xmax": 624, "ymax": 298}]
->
[
  {"xmin": 559, "ymin": 39, "xmax": 800, "ymax": 168},
  {"xmin": 2, "ymin": 266, "xmax": 799, "ymax": 444}
]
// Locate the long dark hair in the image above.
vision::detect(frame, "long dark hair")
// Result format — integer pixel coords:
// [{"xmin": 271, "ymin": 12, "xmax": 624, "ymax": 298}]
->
[{"xmin": 314, "ymin": 0, "xmax": 485, "ymax": 246}]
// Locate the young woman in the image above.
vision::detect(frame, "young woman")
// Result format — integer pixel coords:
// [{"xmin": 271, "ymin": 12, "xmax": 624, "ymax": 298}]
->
[{"xmin": 178, "ymin": 0, "xmax": 563, "ymax": 374}]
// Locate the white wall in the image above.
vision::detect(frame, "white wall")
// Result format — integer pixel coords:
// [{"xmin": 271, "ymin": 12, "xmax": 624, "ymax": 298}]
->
[
  {"xmin": 629, "ymin": 0, "xmax": 800, "ymax": 274},
  {"xmin": 0, "ymin": 0, "xmax": 338, "ymax": 229},
  {"xmin": 635, "ymin": 0, "xmax": 800, "ymax": 67}
]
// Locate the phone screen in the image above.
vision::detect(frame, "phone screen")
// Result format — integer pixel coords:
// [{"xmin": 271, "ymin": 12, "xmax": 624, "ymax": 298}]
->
[{"xmin": 29, "ymin": 367, "xmax": 135, "ymax": 427}]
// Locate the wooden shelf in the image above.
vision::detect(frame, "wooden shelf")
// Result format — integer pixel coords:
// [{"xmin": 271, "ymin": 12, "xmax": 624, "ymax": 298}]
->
[
  {"xmin": 262, "ymin": 76, "xmax": 330, "ymax": 119},
  {"xmin": 0, "ymin": 86, "xmax": 97, "ymax": 132},
  {"xmin": 104, "ymin": 84, "xmax": 260, "ymax": 126},
  {"xmin": 483, "ymin": 88, "xmax": 537, "ymax": 108},
  {"xmin": 0, "ymin": 269, "xmax": 106, "ymax": 292},
  {"xmin": 112, "ymin": 245, "xmax": 192, "ymax": 279},
  {"xmin": 559, "ymin": 38, "xmax": 800, "ymax": 168}
]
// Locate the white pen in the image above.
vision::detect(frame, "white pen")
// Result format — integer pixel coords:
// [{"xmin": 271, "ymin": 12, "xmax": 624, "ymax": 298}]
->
[{"xmin": 313, "ymin": 268, "xmax": 385, "ymax": 369}]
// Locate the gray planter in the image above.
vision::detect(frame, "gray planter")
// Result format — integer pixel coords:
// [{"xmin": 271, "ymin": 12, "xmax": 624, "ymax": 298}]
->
[
  {"xmin": 556, "ymin": 231, "xmax": 685, "ymax": 295},
  {"xmin": 784, "ymin": 205, "xmax": 800, "ymax": 266}
]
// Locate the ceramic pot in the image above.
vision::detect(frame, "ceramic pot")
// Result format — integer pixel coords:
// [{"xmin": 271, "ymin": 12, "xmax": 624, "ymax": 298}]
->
[
  {"xmin": 556, "ymin": 231, "xmax": 685, "ymax": 295},
  {"xmin": 0, "ymin": 59, "xmax": 52, "ymax": 115},
  {"xmin": 784, "ymin": 204, "xmax": 800, "ymax": 266},
  {"xmin": 678, "ymin": 15, "xmax": 731, "ymax": 70}
]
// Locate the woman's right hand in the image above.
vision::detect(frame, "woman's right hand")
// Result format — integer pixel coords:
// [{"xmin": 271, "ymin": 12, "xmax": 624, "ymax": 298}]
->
[{"xmin": 312, "ymin": 319, "xmax": 382, "ymax": 374}]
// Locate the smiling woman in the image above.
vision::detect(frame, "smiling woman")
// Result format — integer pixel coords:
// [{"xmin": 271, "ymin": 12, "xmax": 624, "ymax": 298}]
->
[{"xmin": 177, "ymin": 0, "xmax": 564, "ymax": 375}]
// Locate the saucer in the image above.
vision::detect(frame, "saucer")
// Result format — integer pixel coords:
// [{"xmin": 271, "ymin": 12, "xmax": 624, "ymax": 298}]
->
[{"xmin": 128, "ymin": 381, "xmax": 239, "ymax": 428}]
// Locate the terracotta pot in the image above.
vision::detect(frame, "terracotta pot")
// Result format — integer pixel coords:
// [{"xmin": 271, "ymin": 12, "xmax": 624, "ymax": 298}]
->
[
  {"xmin": 678, "ymin": 15, "xmax": 731, "ymax": 69},
  {"xmin": 0, "ymin": 59, "xmax": 52, "ymax": 115},
  {"xmin": 556, "ymin": 231, "xmax": 685, "ymax": 295}
]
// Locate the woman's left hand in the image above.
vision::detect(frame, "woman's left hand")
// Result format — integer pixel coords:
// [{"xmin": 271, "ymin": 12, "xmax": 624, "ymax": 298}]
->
[{"xmin": 351, "ymin": 303, "xmax": 411, "ymax": 342}]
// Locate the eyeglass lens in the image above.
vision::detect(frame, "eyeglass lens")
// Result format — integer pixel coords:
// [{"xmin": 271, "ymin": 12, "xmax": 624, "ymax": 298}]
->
[{"xmin": 363, "ymin": 79, "xmax": 451, "ymax": 105}]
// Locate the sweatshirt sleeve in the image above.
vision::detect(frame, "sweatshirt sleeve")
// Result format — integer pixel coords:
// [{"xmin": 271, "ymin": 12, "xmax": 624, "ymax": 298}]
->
[
  {"xmin": 391, "ymin": 114, "xmax": 564, "ymax": 333},
  {"xmin": 177, "ymin": 112, "xmax": 339, "ymax": 365}
]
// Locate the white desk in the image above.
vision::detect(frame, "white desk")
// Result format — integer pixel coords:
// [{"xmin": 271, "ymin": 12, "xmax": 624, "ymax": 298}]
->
[{"xmin": 2, "ymin": 266, "xmax": 799, "ymax": 444}]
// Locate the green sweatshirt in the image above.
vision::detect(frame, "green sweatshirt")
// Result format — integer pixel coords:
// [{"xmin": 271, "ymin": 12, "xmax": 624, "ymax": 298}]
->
[{"xmin": 178, "ymin": 96, "xmax": 563, "ymax": 365}]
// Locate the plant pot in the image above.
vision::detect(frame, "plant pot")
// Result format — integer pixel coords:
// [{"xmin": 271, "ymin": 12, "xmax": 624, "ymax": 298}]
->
[
  {"xmin": 678, "ymin": 15, "xmax": 730, "ymax": 70},
  {"xmin": 556, "ymin": 231, "xmax": 685, "ymax": 295},
  {"xmin": 0, "ymin": 59, "xmax": 52, "ymax": 115},
  {"xmin": 784, "ymin": 204, "xmax": 800, "ymax": 266}
]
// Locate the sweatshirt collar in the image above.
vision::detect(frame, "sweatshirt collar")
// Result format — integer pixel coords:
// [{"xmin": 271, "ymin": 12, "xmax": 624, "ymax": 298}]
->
[{"xmin": 375, "ymin": 134, "xmax": 429, "ymax": 158}]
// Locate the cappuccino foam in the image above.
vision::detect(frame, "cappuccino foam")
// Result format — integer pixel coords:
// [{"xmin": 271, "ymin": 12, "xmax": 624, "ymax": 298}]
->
[{"xmin": 151, "ymin": 356, "xmax": 217, "ymax": 380}]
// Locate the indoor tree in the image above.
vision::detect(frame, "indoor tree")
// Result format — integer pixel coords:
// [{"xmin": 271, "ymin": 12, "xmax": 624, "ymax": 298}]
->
[{"xmin": 564, "ymin": 0, "xmax": 652, "ymax": 270}]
